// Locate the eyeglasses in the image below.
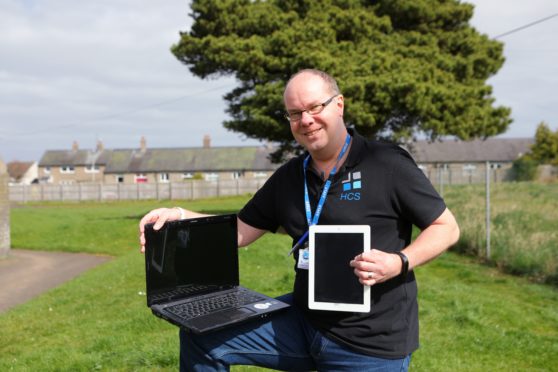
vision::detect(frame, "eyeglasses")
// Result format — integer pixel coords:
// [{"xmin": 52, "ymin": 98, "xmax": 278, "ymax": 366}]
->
[{"xmin": 284, "ymin": 95, "xmax": 338, "ymax": 122}]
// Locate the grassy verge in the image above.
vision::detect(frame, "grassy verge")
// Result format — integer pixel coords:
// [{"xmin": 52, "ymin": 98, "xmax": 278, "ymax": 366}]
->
[
  {"xmin": 2, "ymin": 194, "xmax": 557, "ymax": 370},
  {"xmin": 443, "ymin": 182, "xmax": 558, "ymax": 285}
]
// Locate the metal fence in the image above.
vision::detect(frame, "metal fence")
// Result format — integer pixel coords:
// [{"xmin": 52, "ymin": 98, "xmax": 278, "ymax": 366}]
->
[{"xmin": 9, "ymin": 179, "xmax": 269, "ymax": 203}]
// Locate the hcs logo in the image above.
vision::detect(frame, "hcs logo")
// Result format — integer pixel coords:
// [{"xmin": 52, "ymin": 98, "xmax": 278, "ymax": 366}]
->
[{"xmin": 340, "ymin": 171, "xmax": 361, "ymax": 201}]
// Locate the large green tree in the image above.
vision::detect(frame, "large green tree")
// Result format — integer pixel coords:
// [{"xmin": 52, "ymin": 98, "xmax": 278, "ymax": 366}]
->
[{"xmin": 172, "ymin": 0, "xmax": 512, "ymax": 161}]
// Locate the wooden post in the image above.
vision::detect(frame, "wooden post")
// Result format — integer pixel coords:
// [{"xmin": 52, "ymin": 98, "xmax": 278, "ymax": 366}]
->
[{"xmin": 0, "ymin": 157, "xmax": 10, "ymax": 258}]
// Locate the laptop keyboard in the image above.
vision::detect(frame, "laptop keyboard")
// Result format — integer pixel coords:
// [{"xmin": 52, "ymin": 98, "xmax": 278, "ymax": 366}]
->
[
  {"xmin": 166, "ymin": 289, "xmax": 266, "ymax": 319},
  {"xmin": 151, "ymin": 285, "xmax": 214, "ymax": 302}
]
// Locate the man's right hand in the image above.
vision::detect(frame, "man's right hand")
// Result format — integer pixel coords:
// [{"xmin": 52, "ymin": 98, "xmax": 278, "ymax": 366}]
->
[{"xmin": 138, "ymin": 207, "xmax": 182, "ymax": 253}]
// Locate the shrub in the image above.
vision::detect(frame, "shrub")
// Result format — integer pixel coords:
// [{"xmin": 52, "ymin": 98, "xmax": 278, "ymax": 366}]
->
[{"xmin": 511, "ymin": 156, "xmax": 538, "ymax": 181}]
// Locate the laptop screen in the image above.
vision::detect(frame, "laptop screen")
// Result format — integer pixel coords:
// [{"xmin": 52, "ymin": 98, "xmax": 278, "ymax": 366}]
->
[{"xmin": 145, "ymin": 214, "xmax": 239, "ymax": 305}]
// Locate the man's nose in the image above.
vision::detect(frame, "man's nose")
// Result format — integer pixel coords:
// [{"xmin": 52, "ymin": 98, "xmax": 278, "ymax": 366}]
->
[{"xmin": 299, "ymin": 111, "xmax": 314, "ymax": 126}]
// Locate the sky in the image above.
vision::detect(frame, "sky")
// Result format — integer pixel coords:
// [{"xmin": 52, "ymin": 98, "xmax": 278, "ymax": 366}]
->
[{"xmin": 0, "ymin": 0, "xmax": 557, "ymax": 163}]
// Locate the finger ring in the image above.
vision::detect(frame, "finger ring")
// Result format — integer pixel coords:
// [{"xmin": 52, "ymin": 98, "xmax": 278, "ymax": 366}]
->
[{"xmin": 367, "ymin": 272, "xmax": 373, "ymax": 280}]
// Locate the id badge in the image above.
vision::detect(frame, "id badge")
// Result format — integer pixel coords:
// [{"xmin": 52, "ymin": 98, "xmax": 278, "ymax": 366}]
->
[{"xmin": 297, "ymin": 246, "xmax": 310, "ymax": 270}]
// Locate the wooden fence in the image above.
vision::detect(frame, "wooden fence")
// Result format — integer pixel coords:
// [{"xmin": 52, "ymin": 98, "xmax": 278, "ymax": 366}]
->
[{"xmin": 9, "ymin": 179, "xmax": 268, "ymax": 203}]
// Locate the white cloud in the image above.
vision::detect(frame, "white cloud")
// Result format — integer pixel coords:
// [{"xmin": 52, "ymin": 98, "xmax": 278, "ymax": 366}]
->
[
  {"xmin": 0, "ymin": 0, "xmax": 251, "ymax": 162},
  {"xmin": 467, "ymin": 0, "xmax": 558, "ymax": 136},
  {"xmin": 0, "ymin": 0, "xmax": 556, "ymax": 162}
]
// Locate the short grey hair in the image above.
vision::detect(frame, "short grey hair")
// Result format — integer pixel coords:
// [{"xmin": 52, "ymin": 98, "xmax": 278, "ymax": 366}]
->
[{"xmin": 285, "ymin": 69, "xmax": 340, "ymax": 96}]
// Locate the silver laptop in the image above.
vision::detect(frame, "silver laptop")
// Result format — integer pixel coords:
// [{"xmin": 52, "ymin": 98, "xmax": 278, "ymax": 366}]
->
[{"xmin": 144, "ymin": 213, "xmax": 290, "ymax": 334}]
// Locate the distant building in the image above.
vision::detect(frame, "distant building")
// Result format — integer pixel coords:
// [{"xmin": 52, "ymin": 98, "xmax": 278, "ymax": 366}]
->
[
  {"xmin": 38, "ymin": 136, "xmax": 279, "ymax": 185},
  {"xmin": 38, "ymin": 140, "xmax": 110, "ymax": 184},
  {"xmin": 405, "ymin": 138, "xmax": 534, "ymax": 183},
  {"xmin": 37, "ymin": 136, "xmax": 534, "ymax": 186},
  {"xmin": 7, "ymin": 161, "xmax": 38, "ymax": 185}
]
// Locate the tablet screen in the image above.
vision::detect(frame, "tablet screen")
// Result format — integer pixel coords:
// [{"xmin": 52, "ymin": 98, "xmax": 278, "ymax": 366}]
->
[
  {"xmin": 309, "ymin": 225, "xmax": 370, "ymax": 312},
  {"xmin": 314, "ymin": 232, "xmax": 364, "ymax": 304}
]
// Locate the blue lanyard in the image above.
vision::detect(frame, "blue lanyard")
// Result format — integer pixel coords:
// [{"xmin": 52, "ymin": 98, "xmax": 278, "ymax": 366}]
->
[
  {"xmin": 289, "ymin": 133, "xmax": 351, "ymax": 256},
  {"xmin": 303, "ymin": 133, "xmax": 351, "ymax": 226},
  {"xmin": 288, "ymin": 133, "xmax": 351, "ymax": 256}
]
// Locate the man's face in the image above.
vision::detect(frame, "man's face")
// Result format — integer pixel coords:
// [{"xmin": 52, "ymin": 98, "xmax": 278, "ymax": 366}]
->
[{"xmin": 283, "ymin": 73, "xmax": 345, "ymax": 155}]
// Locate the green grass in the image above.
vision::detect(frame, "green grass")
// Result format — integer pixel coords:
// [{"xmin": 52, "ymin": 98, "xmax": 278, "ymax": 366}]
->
[
  {"xmin": 9, "ymin": 196, "xmax": 250, "ymax": 256},
  {"xmin": 1, "ymin": 193, "xmax": 557, "ymax": 371},
  {"xmin": 443, "ymin": 182, "xmax": 558, "ymax": 285},
  {"xmin": 415, "ymin": 254, "xmax": 558, "ymax": 371}
]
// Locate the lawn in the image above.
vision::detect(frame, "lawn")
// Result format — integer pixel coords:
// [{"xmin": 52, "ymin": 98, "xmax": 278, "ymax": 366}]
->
[{"xmin": 1, "ymin": 193, "xmax": 557, "ymax": 371}]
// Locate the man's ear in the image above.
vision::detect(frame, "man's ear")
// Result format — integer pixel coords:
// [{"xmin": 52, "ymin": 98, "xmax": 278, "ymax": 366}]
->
[{"xmin": 336, "ymin": 95, "xmax": 344, "ymax": 116}]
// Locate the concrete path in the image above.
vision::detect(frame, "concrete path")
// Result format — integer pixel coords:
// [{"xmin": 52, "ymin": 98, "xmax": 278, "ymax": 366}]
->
[{"xmin": 0, "ymin": 249, "xmax": 111, "ymax": 313}]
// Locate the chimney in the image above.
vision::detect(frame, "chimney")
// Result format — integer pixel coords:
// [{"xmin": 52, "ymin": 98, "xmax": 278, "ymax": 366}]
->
[
  {"xmin": 72, "ymin": 140, "xmax": 79, "ymax": 152},
  {"xmin": 96, "ymin": 139, "xmax": 104, "ymax": 152},
  {"xmin": 140, "ymin": 136, "xmax": 147, "ymax": 152},
  {"xmin": 203, "ymin": 134, "xmax": 211, "ymax": 148}
]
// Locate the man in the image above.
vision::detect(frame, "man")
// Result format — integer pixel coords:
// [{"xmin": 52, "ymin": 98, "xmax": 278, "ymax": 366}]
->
[{"xmin": 139, "ymin": 69, "xmax": 460, "ymax": 371}]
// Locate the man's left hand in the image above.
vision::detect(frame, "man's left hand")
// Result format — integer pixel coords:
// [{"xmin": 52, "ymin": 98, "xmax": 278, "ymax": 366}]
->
[{"xmin": 350, "ymin": 249, "xmax": 402, "ymax": 286}]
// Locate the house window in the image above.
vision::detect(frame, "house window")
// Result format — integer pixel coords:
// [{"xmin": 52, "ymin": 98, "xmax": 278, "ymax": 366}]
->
[
  {"xmin": 232, "ymin": 171, "xmax": 243, "ymax": 180},
  {"xmin": 44, "ymin": 167, "xmax": 51, "ymax": 174},
  {"xmin": 462, "ymin": 164, "xmax": 476, "ymax": 175},
  {"xmin": 60, "ymin": 166, "xmax": 75, "ymax": 174},
  {"xmin": 85, "ymin": 165, "xmax": 100, "ymax": 173},
  {"xmin": 182, "ymin": 172, "xmax": 194, "ymax": 179},
  {"xmin": 159, "ymin": 173, "xmax": 170, "ymax": 183},
  {"xmin": 116, "ymin": 175, "xmax": 124, "ymax": 183},
  {"xmin": 204, "ymin": 173, "xmax": 219, "ymax": 181},
  {"xmin": 135, "ymin": 174, "xmax": 148, "ymax": 183}
]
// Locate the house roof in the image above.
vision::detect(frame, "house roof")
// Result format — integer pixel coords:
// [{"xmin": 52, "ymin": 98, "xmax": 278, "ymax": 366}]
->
[
  {"xmin": 38, "ymin": 137, "xmax": 535, "ymax": 172},
  {"xmin": 7, "ymin": 161, "xmax": 35, "ymax": 181},
  {"xmin": 104, "ymin": 146, "xmax": 278, "ymax": 173},
  {"xmin": 39, "ymin": 149, "xmax": 112, "ymax": 167},
  {"xmin": 39, "ymin": 146, "xmax": 279, "ymax": 173},
  {"xmin": 406, "ymin": 138, "xmax": 534, "ymax": 163}
]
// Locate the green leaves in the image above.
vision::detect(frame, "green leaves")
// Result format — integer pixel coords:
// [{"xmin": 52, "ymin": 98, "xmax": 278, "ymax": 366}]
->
[
  {"xmin": 530, "ymin": 122, "xmax": 558, "ymax": 165},
  {"xmin": 173, "ymin": 0, "xmax": 512, "ymax": 161}
]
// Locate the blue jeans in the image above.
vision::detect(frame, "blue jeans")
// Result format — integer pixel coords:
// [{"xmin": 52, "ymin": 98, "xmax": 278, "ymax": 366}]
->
[{"xmin": 179, "ymin": 293, "xmax": 411, "ymax": 371}]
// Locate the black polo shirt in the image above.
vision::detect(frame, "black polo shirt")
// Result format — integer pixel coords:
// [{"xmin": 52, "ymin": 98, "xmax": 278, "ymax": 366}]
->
[{"xmin": 238, "ymin": 128, "xmax": 446, "ymax": 358}]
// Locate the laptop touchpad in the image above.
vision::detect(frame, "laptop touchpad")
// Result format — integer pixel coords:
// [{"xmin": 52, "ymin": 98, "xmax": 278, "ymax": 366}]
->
[
  {"xmin": 189, "ymin": 308, "xmax": 256, "ymax": 331},
  {"xmin": 221, "ymin": 307, "xmax": 256, "ymax": 320}
]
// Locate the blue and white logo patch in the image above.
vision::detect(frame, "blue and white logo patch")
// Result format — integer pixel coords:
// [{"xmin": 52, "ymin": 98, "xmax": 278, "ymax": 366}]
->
[{"xmin": 340, "ymin": 171, "xmax": 362, "ymax": 201}]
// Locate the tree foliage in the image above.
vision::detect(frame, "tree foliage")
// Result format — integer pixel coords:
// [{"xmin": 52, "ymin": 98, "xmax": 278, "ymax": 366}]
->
[
  {"xmin": 172, "ymin": 0, "xmax": 512, "ymax": 161},
  {"xmin": 530, "ymin": 122, "xmax": 558, "ymax": 166},
  {"xmin": 511, "ymin": 156, "xmax": 538, "ymax": 181}
]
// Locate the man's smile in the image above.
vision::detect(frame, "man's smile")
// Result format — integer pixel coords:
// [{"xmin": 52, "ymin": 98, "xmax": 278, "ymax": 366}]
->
[{"xmin": 304, "ymin": 128, "xmax": 322, "ymax": 137}]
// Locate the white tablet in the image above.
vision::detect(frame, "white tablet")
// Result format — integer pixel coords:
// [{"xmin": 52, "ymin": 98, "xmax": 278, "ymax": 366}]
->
[{"xmin": 309, "ymin": 225, "xmax": 371, "ymax": 313}]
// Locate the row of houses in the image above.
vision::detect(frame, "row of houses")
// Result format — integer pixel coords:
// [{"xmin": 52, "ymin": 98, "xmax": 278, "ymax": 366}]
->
[
  {"xmin": 6, "ymin": 135, "xmax": 534, "ymax": 186},
  {"xmin": 36, "ymin": 136, "xmax": 279, "ymax": 185}
]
